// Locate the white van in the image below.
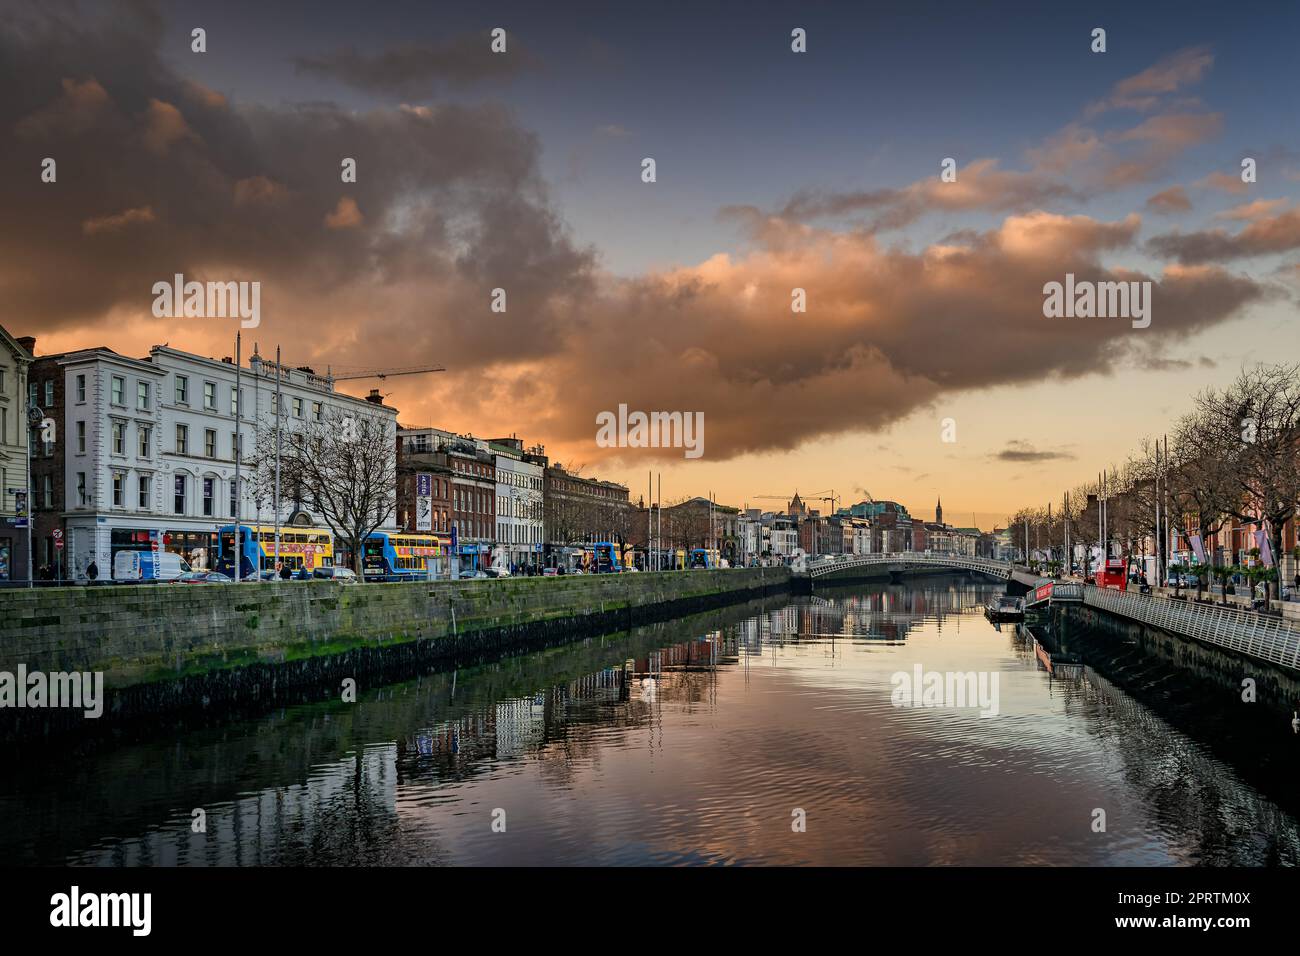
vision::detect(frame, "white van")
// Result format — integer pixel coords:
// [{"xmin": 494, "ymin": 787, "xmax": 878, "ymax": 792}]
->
[{"xmin": 113, "ymin": 550, "xmax": 191, "ymax": 583}]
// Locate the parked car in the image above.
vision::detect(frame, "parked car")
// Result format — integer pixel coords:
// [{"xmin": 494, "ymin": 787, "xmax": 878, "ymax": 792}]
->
[
  {"xmin": 178, "ymin": 570, "xmax": 232, "ymax": 584},
  {"xmin": 542, "ymin": 567, "xmax": 558, "ymax": 577},
  {"xmin": 484, "ymin": 566, "xmax": 511, "ymax": 578},
  {"xmin": 312, "ymin": 567, "xmax": 358, "ymax": 583}
]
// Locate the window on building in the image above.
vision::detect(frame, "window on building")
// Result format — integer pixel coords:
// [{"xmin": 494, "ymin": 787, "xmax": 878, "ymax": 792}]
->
[
  {"xmin": 76, "ymin": 420, "xmax": 86, "ymax": 454},
  {"xmin": 175, "ymin": 375, "xmax": 188, "ymax": 405},
  {"xmin": 42, "ymin": 475, "xmax": 53, "ymax": 509},
  {"xmin": 111, "ymin": 375, "xmax": 124, "ymax": 405},
  {"xmin": 112, "ymin": 473, "xmax": 124, "ymax": 507},
  {"xmin": 138, "ymin": 474, "xmax": 150, "ymax": 509},
  {"xmin": 111, "ymin": 421, "xmax": 125, "ymax": 455},
  {"xmin": 204, "ymin": 428, "xmax": 216, "ymax": 458},
  {"xmin": 77, "ymin": 472, "xmax": 86, "ymax": 507},
  {"xmin": 137, "ymin": 381, "xmax": 149, "ymax": 410},
  {"xmin": 44, "ymin": 380, "xmax": 54, "ymax": 407},
  {"xmin": 203, "ymin": 381, "xmax": 216, "ymax": 410},
  {"xmin": 229, "ymin": 478, "xmax": 238, "ymax": 518},
  {"xmin": 75, "ymin": 374, "xmax": 86, "ymax": 403},
  {"xmin": 175, "ymin": 423, "xmax": 188, "ymax": 454},
  {"xmin": 270, "ymin": 393, "xmax": 278, "ymax": 416},
  {"xmin": 174, "ymin": 475, "xmax": 186, "ymax": 514},
  {"xmin": 230, "ymin": 387, "xmax": 239, "ymax": 417},
  {"xmin": 293, "ymin": 397, "xmax": 303, "ymax": 418},
  {"xmin": 138, "ymin": 425, "xmax": 150, "ymax": 458},
  {"xmin": 203, "ymin": 477, "xmax": 215, "ymax": 517},
  {"xmin": 313, "ymin": 402, "xmax": 322, "ymax": 421},
  {"xmin": 231, "ymin": 431, "xmax": 240, "ymax": 461}
]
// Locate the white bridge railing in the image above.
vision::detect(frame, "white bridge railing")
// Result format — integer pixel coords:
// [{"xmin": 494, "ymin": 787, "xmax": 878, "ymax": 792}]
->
[
  {"xmin": 1081, "ymin": 585, "xmax": 1300, "ymax": 671},
  {"xmin": 798, "ymin": 552, "xmax": 1013, "ymax": 579}
]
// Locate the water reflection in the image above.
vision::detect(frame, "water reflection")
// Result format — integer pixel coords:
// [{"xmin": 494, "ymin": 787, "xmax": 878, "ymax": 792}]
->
[{"xmin": 2, "ymin": 577, "xmax": 1297, "ymax": 866}]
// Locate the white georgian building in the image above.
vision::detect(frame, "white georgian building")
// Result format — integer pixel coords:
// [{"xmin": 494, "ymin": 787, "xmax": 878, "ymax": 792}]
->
[{"xmin": 60, "ymin": 344, "xmax": 397, "ymax": 581}]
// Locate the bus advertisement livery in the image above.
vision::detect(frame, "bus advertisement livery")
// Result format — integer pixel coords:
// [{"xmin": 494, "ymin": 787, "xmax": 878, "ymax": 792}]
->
[
  {"xmin": 217, "ymin": 525, "xmax": 335, "ymax": 579},
  {"xmin": 362, "ymin": 532, "xmax": 445, "ymax": 580}
]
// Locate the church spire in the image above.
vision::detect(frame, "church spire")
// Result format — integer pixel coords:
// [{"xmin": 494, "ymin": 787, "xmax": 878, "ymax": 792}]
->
[{"xmin": 936, "ymin": 497, "xmax": 943, "ymax": 525}]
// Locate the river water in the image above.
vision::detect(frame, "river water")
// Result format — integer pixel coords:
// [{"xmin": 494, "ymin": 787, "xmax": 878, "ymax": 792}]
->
[{"xmin": 3, "ymin": 577, "xmax": 1298, "ymax": 866}]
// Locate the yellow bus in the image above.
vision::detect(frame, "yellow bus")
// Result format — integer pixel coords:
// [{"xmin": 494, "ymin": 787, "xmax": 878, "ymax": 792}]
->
[{"xmin": 217, "ymin": 524, "xmax": 335, "ymax": 577}]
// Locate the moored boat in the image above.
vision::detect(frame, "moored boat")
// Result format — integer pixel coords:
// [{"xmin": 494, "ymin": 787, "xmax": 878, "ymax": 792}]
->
[{"xmin": 984, "ymin": 594, "xmax": 1024, "ymax": 621}]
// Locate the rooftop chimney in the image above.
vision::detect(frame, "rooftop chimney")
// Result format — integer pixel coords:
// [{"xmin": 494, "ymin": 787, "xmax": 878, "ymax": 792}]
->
[
  {"xmin": 365, "ymin": 388, "xmax": 384, "ymax": 405},
  {"xmin": 15, "ymin": 336, "xmax": 36, "ymax": 356}
]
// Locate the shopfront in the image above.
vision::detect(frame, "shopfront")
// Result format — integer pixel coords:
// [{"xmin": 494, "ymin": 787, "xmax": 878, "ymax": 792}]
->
[{"xmin": 162, "ymin": 529, "xmax": 217, "ymax": 570}]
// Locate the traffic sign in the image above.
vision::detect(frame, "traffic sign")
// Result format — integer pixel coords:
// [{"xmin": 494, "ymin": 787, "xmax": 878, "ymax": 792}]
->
[
  {"xmin": 55, "ymin": 538, "xmax": 64, "ymax": 551},
  {"xmin": 52, "ymin": 529, "xmax": 63, "ymax": 540}
]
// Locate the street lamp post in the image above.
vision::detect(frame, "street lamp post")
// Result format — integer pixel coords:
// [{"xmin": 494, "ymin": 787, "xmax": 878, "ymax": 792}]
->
[{"xmin": 25, "ymin": 401, "xmax": 40, "ymax": 587}]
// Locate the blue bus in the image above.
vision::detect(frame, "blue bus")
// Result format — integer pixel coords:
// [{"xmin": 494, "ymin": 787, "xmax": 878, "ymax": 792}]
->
[
  {"xmin": 582, "ymin": 541, "xmax": 624, "ymax": 573},
  {"xmin": 362, "ymin": 532, "xmax": 446, "ymax": 580},
  {"xmin": 217, "ymin": 524, "xmax": 335, "ymax": 579},
  {"xmin": 689, "ymin": 548, "xmax": 720, "ymax": 569}
]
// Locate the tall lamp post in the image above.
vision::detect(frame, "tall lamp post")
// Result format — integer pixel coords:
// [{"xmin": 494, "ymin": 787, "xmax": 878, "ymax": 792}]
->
[{"xmin": 24, "ymin": 402, "xmax": 41, "ymax": 587}]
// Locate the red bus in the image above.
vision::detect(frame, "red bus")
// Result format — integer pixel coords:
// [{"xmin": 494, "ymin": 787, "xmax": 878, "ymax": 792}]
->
[{"xmin": 1095, "ymin": 557, "xmax": 1127, "ymax": 591}]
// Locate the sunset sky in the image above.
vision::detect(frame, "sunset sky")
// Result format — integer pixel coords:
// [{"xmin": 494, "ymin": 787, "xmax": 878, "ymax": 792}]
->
[{"xmin": 4, "ymin": 0, "xmax": 1299, "ymax": 528}]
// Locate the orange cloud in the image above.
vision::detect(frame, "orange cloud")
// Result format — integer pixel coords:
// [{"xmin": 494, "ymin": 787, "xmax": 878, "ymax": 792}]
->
[
  {"xmin": 1086, "ymin": 47, "xmax": 1214, "ymax": 116},
  {"xmin": 1146, "ymin": 186, "xmax": 1192, "ymax": 213},
  {"xmin": 81, "ymin": 205, "xmax": 156, "ymax": 235},
  {"xmin": 324, "ymin": 196, "xmax": 363, "ymax": 229},
  {"xmin": 142, "ymin": 99, "xmax": 196, "ymax": 153}
]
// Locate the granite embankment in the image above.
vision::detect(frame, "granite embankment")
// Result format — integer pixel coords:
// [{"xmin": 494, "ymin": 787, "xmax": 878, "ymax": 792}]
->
[{"xmin": 0, "ymin": 568, "xmax": 791, "ymax": 731}]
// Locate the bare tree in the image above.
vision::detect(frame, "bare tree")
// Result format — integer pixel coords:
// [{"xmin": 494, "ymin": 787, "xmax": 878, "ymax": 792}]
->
[
  {"xmin": 254, "ymin": 408, "xmax": 396, "ymax": 576},
  {"xmin": 1184, "ymin": 365, "xmax": 1300, "ymax": 600}
]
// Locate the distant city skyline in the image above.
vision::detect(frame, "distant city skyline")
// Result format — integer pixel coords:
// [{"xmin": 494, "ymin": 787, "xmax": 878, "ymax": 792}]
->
[{"xmin": 5, "ymin": 0, "xmax": 1299, "ymax": 525}]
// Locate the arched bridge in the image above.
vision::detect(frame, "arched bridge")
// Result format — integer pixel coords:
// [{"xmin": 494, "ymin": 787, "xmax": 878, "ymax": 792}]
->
[{"xmin": 794, "ymin": 552, "xmax": 1015, "ymax": 580}]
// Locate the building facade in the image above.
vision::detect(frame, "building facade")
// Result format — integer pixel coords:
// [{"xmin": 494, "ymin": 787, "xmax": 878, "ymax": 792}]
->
[
  {"xmin": 543, "ymin": 464, "xmax": 630, "ymax": 569},
  {"xmin": 0, "ymin": 327, "xmax": 34, "ymax": 581},
  {"xmin": 396, "ymin": 426, "xmax": 495, "ymax": 572},
  {"xmin": 31, "ymin": 341, "xmax": 397, "ymax": 582},
  {"xmin": 490, "ymin": 436, "xmax": 544, "ymax": 572}
]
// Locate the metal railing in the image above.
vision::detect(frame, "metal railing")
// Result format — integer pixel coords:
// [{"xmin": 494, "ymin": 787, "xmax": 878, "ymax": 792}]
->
[
  {"xmin": 801, "ymin": 552, "xmax": 1012, "ymax": 579},
  {"xmin": 1081, "ymin": 584, "xmax": 1300, "ymax": 671},
  {"xmin": 1051, "ymin": 582, "xmax": 1084, "ymax": 602}
]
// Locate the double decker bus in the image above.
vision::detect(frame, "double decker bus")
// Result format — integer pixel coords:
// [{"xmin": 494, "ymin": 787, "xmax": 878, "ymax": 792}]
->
[
  {"xmin": 1095, "ymin": 557, "xmax": 1128, "ymax": 591},
  {"xmin": 216, "ymin": 525, "xmax": 335, "ymax": 579},
  {"xmin": 688, "ymin": 548, "xmax": 721, "ymax": 569},
  {"xmin": 581, "ymin": 541, "xmax": 624, "ymax": 573},
  {"xmin": 362, "ymin": 532, "xmax": 446, "ymax": 580}
]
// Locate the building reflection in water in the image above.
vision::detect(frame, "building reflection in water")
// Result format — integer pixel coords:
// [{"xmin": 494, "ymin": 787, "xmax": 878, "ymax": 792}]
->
[{"xmin": 15, "ymin": 576, "xmax": 1300, "ymax": 866}]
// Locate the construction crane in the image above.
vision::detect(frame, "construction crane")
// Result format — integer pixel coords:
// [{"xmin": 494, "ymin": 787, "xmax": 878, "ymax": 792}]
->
[{"xmin": 326, "ymin": 364, "xmax": 446, "ymax": 383}]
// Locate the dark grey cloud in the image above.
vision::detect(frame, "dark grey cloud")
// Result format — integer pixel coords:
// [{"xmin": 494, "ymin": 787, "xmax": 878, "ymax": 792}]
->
[
  {"xmin": 0, "ymin": 0, "xmax": 591, "ymax": 370},
  {"xmin": 993, "ymin": 441, "xmax": 1076, "ymax": 464},
  {"xmin": 1147, "ymin": 208, "xmax": 1300, "ymax": 263},
  {"xmin": 292, "ymin": 34, "xmax": 536, "ymax": 98}
]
